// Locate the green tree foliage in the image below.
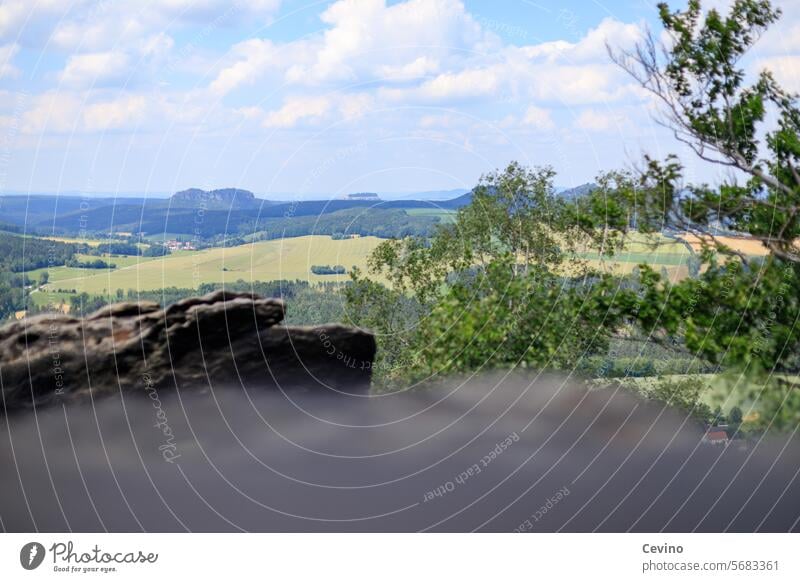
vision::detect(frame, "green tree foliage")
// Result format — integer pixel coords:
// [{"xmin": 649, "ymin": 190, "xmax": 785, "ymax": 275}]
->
[
  {"xmin": 90, "ymin": 242, "xmax": 141, "ymax": 256},
  {"xmin": 0, "ymin": 232, "xmax": 88, "ymax": 272},
  {"xmin": 346, "ymin": 163, "xmax": 623, "ymax": 386},
  {"xmin": 609, "ymin": 0, "xmax": 798, "ymax": 259},
  {"xmin": 65, "ymin": 258, "xmax": 116, "ymax": 269},
  {"xmin": 645, "ymin": 377, "xmax": 712, "ymax": 424},
  {"xmin": 0, "ymin": 233, "xmax": 90, "ymax": 319},
  {"xmin": 594, "ymin": 0, "xmax": 800, "ymax": 428},
  {"xmin": 249, "ymin": 208, "xmax": 440, "ymax": 241},
  {"xmin": 408, "ymin": 257, "xmax": 626, "ymax": 380},
  {"xmin": 595, "ymin": 0, "xmax": 800, "ymax": 369},
  {"xmin": 310, "ymin": 265, "xmax": 346, "ymax": 275},
  {"xmin": 141, "ymin": 244, "xmax": 171, "ymax": 257}
]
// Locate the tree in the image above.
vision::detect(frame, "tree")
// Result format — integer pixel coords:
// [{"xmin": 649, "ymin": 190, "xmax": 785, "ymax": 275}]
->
[
  {"xmin": 609, "ymin": 0, "xmax": 799, "ymax": 263},
  {"xmin": 142, "ymin": 244, "xmax": 171, "ymax": 257},
  {"xmin": 579, "ymin": 0, "xmax": 800, "ymax": 396},
  {"xmin": 646, "ymin": 376, "xmax": 712, "ymax": 423},
  {"xmin": 346, "ymin": 163, "xmax": 624, "ymax": 386},
  {"xmin": 38, "ymin": 272, "xmax": 49, "ymax": 286}
]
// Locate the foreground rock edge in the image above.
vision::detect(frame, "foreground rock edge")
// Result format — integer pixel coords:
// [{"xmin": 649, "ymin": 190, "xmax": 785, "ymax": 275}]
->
[{"xmin": 0, "ymin": 290, "xmax": 376, "ymax": 409}]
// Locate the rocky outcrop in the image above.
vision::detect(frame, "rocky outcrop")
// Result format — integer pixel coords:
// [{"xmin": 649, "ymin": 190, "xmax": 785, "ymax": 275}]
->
[
  {"xmin": 0, "ymin": 291, "xmax": 375, "ymax": 409},
  {"xmin": 170, "ymin": 187, "xmax": 258, "ymax": 209}
]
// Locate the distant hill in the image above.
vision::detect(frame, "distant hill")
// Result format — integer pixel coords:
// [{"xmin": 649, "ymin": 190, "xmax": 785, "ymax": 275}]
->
[
  {"xmin": 378, "ymin": 188, "xmax": 469, "ymax": 201},
  {"xmin": 8, "ymin": 184, "xmax": 605, "ymax": 238},
  {"xmin": 558, "ymin": 183, "xmax": 597, "ymax": 200},
  {"xmin": 170, "ymin": 188, "xmax": 261, "ymax": 209},
  {"xmin": 344, "ymin": 192, "xmax": 381, "ymax": 201},
  {"xmin": 0, "ymin": 195, "xmax": 152, "ymax": 229},
  {"xmin": 7, "ymin": 187, "xmax": 475, "ymax": 237},
  {"xmin": 437, "ymin": 190, "xmax": 473, "ymax": 209}
]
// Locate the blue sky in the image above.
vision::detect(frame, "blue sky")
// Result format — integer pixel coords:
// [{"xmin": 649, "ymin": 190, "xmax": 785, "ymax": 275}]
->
[{"xmin": 1, "ymin": 0, "xmax": 798, "ymax": 198}]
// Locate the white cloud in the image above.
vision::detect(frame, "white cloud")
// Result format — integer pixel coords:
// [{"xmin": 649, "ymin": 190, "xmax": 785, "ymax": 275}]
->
[
  {"xmin": 749, "ymin": 0, "xmax": 800, "ymax": 55},
  {"xmin": 19, "ymin": 91, "xmax": 147, "ymax": 134},
  {"xmin": 378, "ymin": 56, "xmax": 439, "ymax": 81},
  {"xmin": 0, "ymin": 1, "xmax": 29, "ymax": 40},
  {"xmin": 756, "ymin": 55, "xmax": 800, "ymax": 93},
  {"xmin": 530, "ymin": 63, "xmax": 634, "ymax": 104},
  {"xmin": 368, "ymin": 15, "xmax": 645, "ymax": 107},
  {"xmin": 262, "ymin": 96, "xmax": 332, "ymax": 128},
  {"xmin": 59, "ymin": 51, "xmax": 129, "ymax": 87},
  {"xmin": 416, "ymin": 67, "xmax": 501, "ymax": 101},
  {"xmin": 286, "ymin": 0, "xmax": 495, "ymax": 85},
  {"xmin": 338, "ymin": 93, "xmax": 374, "ymax": 121},
  {"xmin": 574, "ymin": 109, "xmax": 622, "ymax": 132},
  {"xmin": 522, "ymin": 105, "xmax": 555, "ymax": 131},
  {"xmin": 254, "ymin": 92, "xmax": 375, "ymax": 128},
  {"xmin": 82, "ymin": 95, "xmax": 147, "ymax": 131},
  {"xmin": 51, "ymin": 15, "xmax": 148, "ymax": 52},
  {"xmin": 568, "ymin": 18, "xmax": 644, "ymax": 63},
  {"xmin": 520, "ymin": 18, "xmax": 641, "ymax": 64},
  {"xmin": 520, "ymin": 40, "xmax": 573, "ymax": 63},
  {"xmin": 140, "ymin": 33, "xmax": 174, "ymax": 60},
  {"xmin": 0, "ymin": 0, "xmax": 72, "ymax": 42},
  {"xmin": 21, "ymin": 92, "xmax": 84, "ymax": 134},
  {"xmin": 379, "ymin": 59, "xmax": 634, "ymax": 107},
  {"xmin": 380, "ymin": 65, "xmax": 503, "ymax": 103},
  {"xmin": 419, "ymin": 113, "xmax": 462, "ymax": 128},
  {"xmin": 210, "ymin": 39, "xmax": 276, "ymax": 96},
  {"xmin": 48, "ymin": 0, "xmax": 281, "ymax": 51},
  {"xmin": 0, "ymin": 43, "xmax": 19, "ymax": 78}
]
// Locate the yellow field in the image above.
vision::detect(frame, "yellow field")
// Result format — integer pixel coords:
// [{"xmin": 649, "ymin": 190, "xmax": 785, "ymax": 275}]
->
[
  {"xmin": 677, "ymin": 233, "xmax": 770, "ymax": 256},
  {"xmin": 574, "ymin": 260, "xmax": 690, "ymax": 283},
  {"xmin": 41, "ymin": 235, "xmax": 384, "ymax": 294},
  {"xmin": 33, "ymin": 232, "xmax": 705, "ymax": 298},
  {"xmin": 556, "ymin": 232, "xmax": 693, "ymax": 281},
  {"xmin": 40, "ymin": 235, "xmax": 107, "ymax": 247},
  {"xmin": 38, "ymin": 233, "xmax": 687, "ymax": 295}
]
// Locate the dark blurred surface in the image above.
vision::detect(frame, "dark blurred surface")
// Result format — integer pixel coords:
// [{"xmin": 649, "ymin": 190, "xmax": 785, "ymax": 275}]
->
[{"xmin": 1, "ymin": 373, "xmax": 798, "ymax": 532}]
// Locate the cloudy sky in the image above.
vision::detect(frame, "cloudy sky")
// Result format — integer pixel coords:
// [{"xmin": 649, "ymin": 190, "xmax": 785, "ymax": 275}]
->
[{"xmin": 1, "ymin": 0, "xmax": 798, "ymax": 198}]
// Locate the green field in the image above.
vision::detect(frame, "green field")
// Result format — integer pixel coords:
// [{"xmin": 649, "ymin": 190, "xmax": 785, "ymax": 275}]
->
[
  {"xmin": 27, "ymin": 289, "xmax": 76, "ymax": 310},
  {"xmin": 39, "ymin": 235, "xmax": 385, "ymax": 295},
  {"xmin": 72, "ymin": 253, "xmax": 159, "ymax": 267},
  {"xmin": 26, "ymin": 254, "xmax": 161, "ymax": 286}
]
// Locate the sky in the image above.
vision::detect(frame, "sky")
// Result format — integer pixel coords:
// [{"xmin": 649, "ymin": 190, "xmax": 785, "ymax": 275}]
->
[{"xmin": 1, "ymin": 0, "xmax": 799, "ymax": 199}]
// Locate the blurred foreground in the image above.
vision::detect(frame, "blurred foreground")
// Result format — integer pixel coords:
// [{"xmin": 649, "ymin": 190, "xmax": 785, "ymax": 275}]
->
[{"xmin": 1, "ymin": 373, "xmax": 798, "ymax": 532}]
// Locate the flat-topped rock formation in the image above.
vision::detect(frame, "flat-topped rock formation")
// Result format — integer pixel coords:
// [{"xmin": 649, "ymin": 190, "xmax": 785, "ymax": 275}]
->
[{"xmin": 0, "ymin": 290, "xmax": 375, "ymax": 409}]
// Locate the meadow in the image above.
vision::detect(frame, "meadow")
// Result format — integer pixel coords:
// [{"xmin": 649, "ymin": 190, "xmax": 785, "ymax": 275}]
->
[
  {"xmin": 25, "ymin": 229, "xmax": 770, "ymax": 309},
  {"xmin": 36, "ymin": 235, "xmax": 384, "ymax": 296}
]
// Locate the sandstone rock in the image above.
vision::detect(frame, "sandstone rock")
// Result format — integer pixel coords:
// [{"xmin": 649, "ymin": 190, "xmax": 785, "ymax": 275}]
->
[{"xmin": 0, "ymin": 290, "xmax": 375, "ymax": 409}]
